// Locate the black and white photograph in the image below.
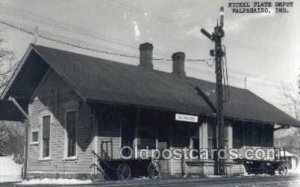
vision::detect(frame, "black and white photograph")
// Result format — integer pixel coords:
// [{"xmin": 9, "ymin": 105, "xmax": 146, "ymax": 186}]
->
[{"xmin": 0, "ymin": 0, "xmax": 299, "ymax": 186}]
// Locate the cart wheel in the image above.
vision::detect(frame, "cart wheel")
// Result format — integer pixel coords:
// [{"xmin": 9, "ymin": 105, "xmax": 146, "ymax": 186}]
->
[
  {"xmin": 278, "ymin": 165, "xmax": 287, "ymax": 176},
  {"xmin": 117, "ymin": 164, "xmax": 131, "ymax": 180},
  {"xmin": 148, "ymin": 161, "xmax": 160, "ymax": 179}
]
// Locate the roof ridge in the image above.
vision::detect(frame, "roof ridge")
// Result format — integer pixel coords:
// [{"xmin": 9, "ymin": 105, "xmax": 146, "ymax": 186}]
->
[{"xmin": 32, "ymin": 44, "xmax": 248, "ymax": 92}]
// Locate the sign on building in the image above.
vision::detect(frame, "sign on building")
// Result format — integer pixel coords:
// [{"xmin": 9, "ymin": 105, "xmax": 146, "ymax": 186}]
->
[{"xmin": 175, "ymin": 113, "xmax": 198, "ymax": 123}]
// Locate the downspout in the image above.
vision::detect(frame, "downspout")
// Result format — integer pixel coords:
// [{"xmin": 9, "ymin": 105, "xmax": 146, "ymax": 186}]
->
[{"xmin": 8, "ymin": 96, "xmax": 30, "ymax": 180}]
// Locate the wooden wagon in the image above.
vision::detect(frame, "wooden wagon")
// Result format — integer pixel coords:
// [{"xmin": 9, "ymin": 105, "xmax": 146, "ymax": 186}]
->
[
  {"xmin": 235, "ymin": 148, "xmax": 288, "ymax": 175},
  {"xmin": 91, "ymin": 150, "xmax": 160, "ymax": 180}
]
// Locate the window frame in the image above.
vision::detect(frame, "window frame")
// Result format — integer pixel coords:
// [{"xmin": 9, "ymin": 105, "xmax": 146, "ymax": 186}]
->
[
  {"xmin": 64, "ymin": 109, "xmax": 78, "ymax": 160},
  {"xmin": 30, "ymin": 130, "xmax": 39, "ymax": 145},
  {"xmin": 39, "ymin": 111, "xmax": 52, "ymax": 160}
]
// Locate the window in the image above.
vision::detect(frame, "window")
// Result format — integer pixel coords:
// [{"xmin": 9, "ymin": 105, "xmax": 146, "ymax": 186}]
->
[
  {"xmin": 42, "ymin": 115, "xmax": 50, "ymax": 158},
  {"xmin": 253, "ymin": 126, "xmax": 261, "ymax": 146},
  {"xmin": 191, "ymin": 137, "xmax": 199, "ymax": 157},
  {"xmin": 207, "ymin": 123, "xmax": 216, "ymax": 148},
  {"xmin": 261, "ymin": 125, "xmax": 273, "ymax": 147},
  {"xmin": 66, "ymin": 111, "xmax": 77, "ymax": 157},
  {"xmin": 31, "ymin": 131, "xmax": 38, "ymax": 143},
  {"xmin": 244, "ymin": 125, "xmax": 253, "ymax": 146},
  {"xmin": 207, "ymin": 123, "xmax": 217, "ymax": 159},
  {"xmin": 233, "ymin": 123, "xmax": 272, "ymax": 147},
  {"xmin": 233, "ymin": 125, "xmax": 243, "ymax": 148}
]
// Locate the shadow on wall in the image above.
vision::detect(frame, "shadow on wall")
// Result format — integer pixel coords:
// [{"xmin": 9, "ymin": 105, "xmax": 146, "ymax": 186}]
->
[{"xmin": 32, "ymin": 70, "xmax": 94, "ymax": 152}]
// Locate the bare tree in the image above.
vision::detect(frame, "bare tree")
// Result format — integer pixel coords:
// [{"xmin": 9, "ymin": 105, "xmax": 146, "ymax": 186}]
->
[
  {"xmin": 279, "ymin": 82, "xmax": 300, "ymax": 120},
  {"xmin": 275, "ymin": 82, "xmax": 300, "ymax": 156},
  {"xmin": 0, "ymin": 34, "xmax": 15, "ymax": 90},
  {"xmin": 0, "ymin": 122, "xmax": 24, "ymax": 163},
  {"xmin": 0, "ymin": 31, "xmax": 24, "ymax": 163}
]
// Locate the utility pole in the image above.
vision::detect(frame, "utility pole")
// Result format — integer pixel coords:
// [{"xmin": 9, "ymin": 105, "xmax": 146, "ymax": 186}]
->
[{"xmin": 201, "ymin": 7, "xmax": 226, "ymax": 175}]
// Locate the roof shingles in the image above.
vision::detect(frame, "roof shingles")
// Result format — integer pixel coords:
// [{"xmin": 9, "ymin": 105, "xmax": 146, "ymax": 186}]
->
[{"xmin": 3, "ymin": 44, "xmax": 299, "ymax": 126}]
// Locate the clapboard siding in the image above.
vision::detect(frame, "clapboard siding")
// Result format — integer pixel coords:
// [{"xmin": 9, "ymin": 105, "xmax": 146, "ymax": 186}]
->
[
  {"xmin": 27, "ymin": 69, "xmax": 96, "ymax": 177},
  {"xmin": 169, "ymin": 158, "xmax": 183, "ymax": 175}
]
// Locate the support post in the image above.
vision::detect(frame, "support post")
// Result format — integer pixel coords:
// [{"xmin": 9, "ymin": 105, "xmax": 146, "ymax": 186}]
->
[
  {"xmin": 23, "ymin": 120, "xmax": 29, "ymax": 179},
  {"xmin": 8, "ymin": 96, "xmax": 30, "ymax": 179}
]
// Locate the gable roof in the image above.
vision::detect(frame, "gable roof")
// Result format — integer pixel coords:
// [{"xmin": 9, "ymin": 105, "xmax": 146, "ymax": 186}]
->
[{"xmin": 2, "ymin": 44, "xmax": 300, "ymax": 127}]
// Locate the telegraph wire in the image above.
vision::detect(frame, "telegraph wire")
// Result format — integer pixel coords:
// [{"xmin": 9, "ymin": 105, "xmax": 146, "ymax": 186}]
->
[
  {"xmin": 228, "ymin": 38, "xmax": 288, "ymax": 62},
  {"xmin": 0, "ymin": 18, "xmax": 208, "ymax": 63},
  {"xmin": 0, "ymin": 18, "xmax": 289, "ymax": 89},
  {"xmin": 0, "ymin": 3, "xmax": 176, "ymax": 58},
  {"xmin": 0, "ymin": 4, "xmax": 138, "ymax": 50},
  {"xmin": 0, "ymin": 19, "xmax": 135, "ymax": 58},
  {"xmin": 0, "ymin": 3, "xmax": 287, "ymax": 74},
  {"xmin": 0, "ymin": 3, "xmax": 190, "ymax": 59},
  {"xmin": 0, "ymin": 2, "xmax": 288, "ymax": 63},
  {"xmin": 0, "ymin": 3, "xmax": 171, "ymax": 57},
  {"xmin": 0, "ymin": 19, "xmax": 287, "ymax": 89},
  {"xmin": 0, "ymin": 5, "xmax": 292, "ymax": 89},
  {"xmin": 110, "ymin": 0, "xmax": 289, "ymax": 63}
]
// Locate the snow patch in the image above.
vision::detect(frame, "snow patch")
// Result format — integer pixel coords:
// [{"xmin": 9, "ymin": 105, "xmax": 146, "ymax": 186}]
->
[
  {"xmin": 20, "ymin": 178, "xmax": 92, "ymax": 185},
  {"xmin": 0, "ymin": 156, "xmax": 22, "ymax": 183},
  {"xmin": 206, "ymin": 175, "xmax": 223, "ymax": 178}
]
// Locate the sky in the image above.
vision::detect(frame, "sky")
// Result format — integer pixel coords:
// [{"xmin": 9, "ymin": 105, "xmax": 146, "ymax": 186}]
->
[{"xmin": 0, "ymin": 0, "xmax": 299, "ymax": 116}]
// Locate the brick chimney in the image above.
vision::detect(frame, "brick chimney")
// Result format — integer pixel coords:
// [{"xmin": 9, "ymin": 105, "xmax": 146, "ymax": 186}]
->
[
  {"xmin": 139, "ymin": 43, "xmax": 153, "ymax": 70},
  {"xmin": 172, "ymin": 52, "xmax": 186, "ymax": 77}
]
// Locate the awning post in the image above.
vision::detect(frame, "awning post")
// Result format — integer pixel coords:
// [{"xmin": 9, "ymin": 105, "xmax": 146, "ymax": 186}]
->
[{"xmin": 8, "ymin": 96, "xmax": 29, "ymax": 179}]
